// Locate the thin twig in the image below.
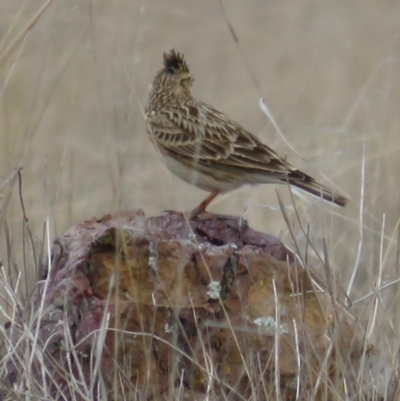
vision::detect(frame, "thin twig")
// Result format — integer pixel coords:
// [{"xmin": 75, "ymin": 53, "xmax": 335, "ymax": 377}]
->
[{"xmin": 0, "ymin": 0, "xmax": 56, "ymax": 68}]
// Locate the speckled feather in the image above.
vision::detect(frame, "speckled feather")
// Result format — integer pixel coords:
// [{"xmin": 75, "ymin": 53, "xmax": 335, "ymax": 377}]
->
[{"xmin": 145, "ymin": 49, "xmax": 348, "ymax": 208}]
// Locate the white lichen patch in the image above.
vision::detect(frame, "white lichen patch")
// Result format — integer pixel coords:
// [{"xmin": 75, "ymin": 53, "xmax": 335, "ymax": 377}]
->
[
  {"xmin": 254, "ymin": 316, "xmax": 288, "ymax": 335},
  {"xmin": 207, "ymin": 281, "xmax": 221, "ymax": 299}
]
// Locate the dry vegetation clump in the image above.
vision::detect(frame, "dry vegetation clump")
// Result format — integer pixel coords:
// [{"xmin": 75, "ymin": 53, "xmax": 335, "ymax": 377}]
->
[{"xmin": 0, "ymin": 209, "xmax": 395, "ymax": 400}]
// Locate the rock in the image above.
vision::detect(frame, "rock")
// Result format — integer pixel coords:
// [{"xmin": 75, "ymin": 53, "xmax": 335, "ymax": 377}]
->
[{"xmin": 1, "ymin": 210, "xmax": 379, "ymax": 400}]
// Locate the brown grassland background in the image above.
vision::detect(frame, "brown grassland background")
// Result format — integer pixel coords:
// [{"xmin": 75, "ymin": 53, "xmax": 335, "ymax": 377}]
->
[{"xmin": 1, "ymin": 0, "xmax": 400, "ymax": 358}]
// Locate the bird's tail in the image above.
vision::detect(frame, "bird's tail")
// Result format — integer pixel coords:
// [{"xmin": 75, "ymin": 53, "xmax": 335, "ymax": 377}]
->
[{"xmin": 290, "ymin": 177, "xmax": 348, "ymax": 207}]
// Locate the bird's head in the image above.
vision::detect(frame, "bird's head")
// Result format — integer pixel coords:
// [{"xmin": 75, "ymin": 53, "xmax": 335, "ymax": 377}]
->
[{"xmin": 151, "ymin": 49, "xmax": 193, "ymax": 98}]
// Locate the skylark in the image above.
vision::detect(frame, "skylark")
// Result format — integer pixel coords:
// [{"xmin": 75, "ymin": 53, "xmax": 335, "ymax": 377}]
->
[{"xmin": 145, "ymin": 49, "xmax": 348, "ymax": 217}]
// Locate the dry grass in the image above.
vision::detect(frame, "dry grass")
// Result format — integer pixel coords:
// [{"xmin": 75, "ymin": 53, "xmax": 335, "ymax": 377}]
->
[{"xmin": 0, "ymin": 0, "xmax": 400, "ymax": 399}]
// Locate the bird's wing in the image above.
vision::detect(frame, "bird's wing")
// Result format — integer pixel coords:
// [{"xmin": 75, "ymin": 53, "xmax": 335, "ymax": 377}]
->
[{"xmin": 147, "ymin": 99, "xmax": 305, "ymax": 181}]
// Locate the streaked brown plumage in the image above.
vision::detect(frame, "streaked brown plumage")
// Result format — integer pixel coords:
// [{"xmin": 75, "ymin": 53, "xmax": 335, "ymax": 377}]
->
[{"xmin": 145, "ymin": 49, "xmax": 348, "ymax": 216}]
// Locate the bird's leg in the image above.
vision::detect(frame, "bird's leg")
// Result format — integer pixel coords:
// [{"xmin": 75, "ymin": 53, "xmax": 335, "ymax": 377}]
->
[{"xmin": 190, "ymin": 190, "xmax": 219, "ymax": 218}]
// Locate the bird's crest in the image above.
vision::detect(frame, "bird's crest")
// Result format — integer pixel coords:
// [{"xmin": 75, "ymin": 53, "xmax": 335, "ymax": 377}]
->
[{"xmin": 163, "ymin": 50, "xmax": 189, "ymax": 75}]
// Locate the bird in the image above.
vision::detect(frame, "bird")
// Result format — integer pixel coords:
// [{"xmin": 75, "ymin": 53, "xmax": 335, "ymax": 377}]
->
[{"xmin": 145, "ymin": 49, "xmax": 348, "ymax": 217}]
